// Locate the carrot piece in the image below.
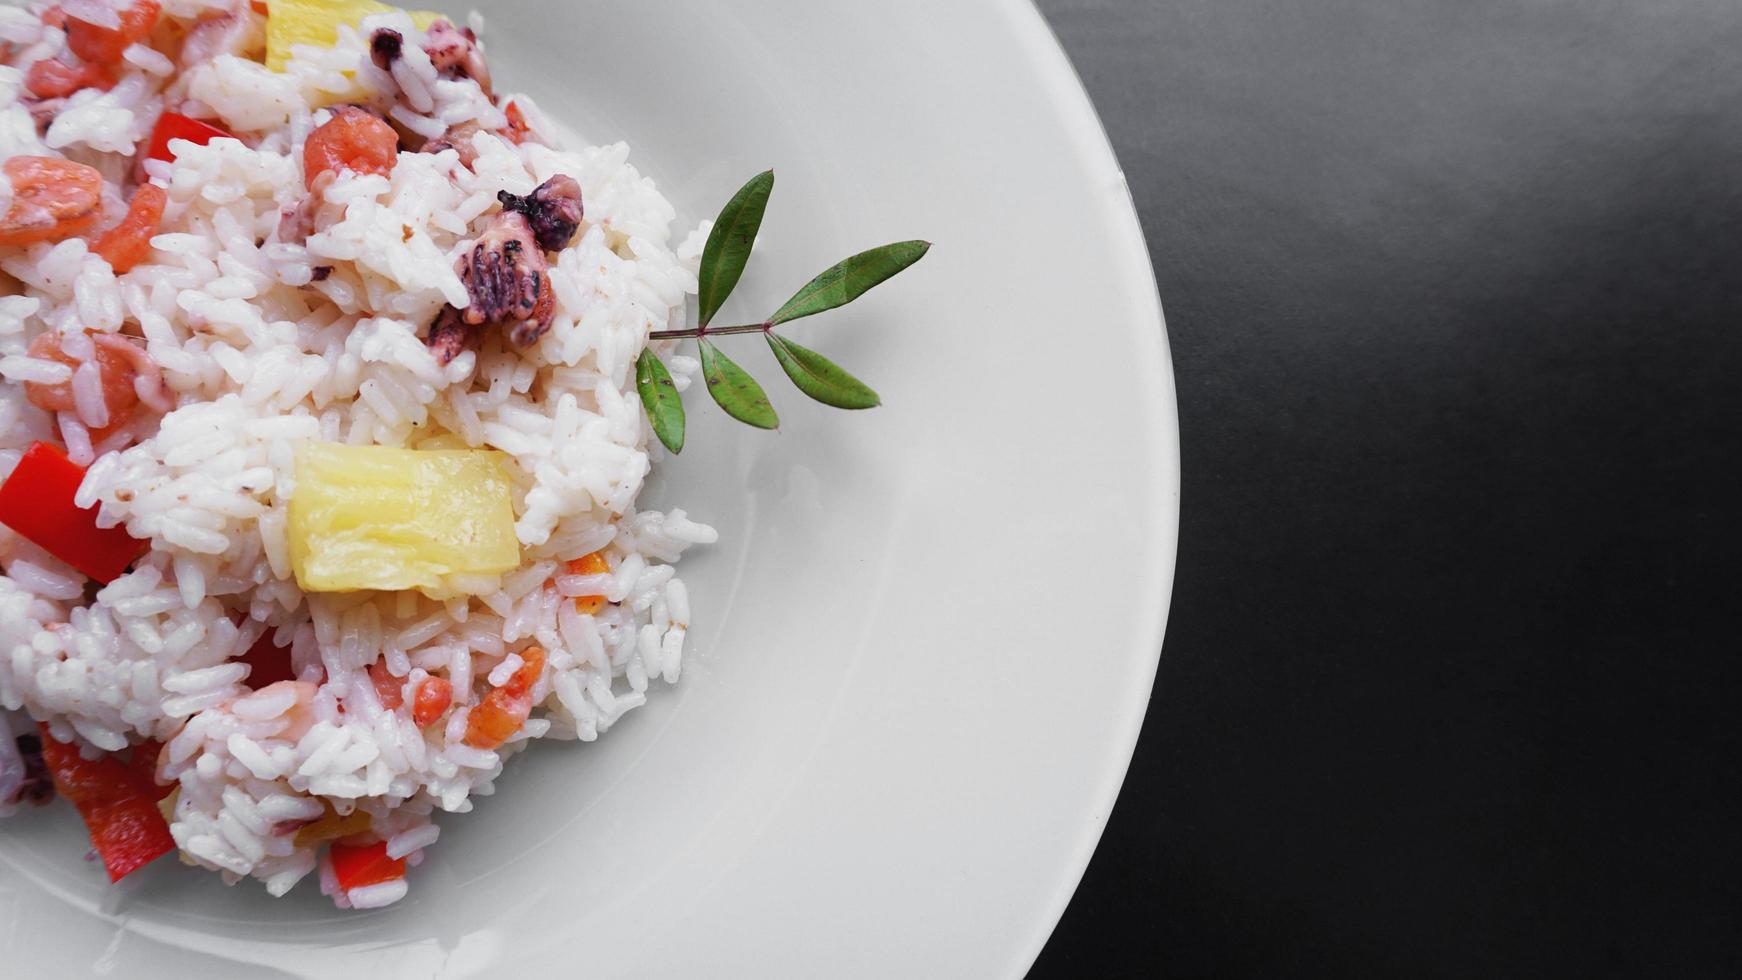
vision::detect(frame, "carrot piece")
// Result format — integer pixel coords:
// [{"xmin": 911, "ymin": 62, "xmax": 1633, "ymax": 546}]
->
[
  {"xmin": 566, "ymin": 551, "xmax": 610, "ymax": 615},
  {"xmin": 412, "ymin": 676, "xmax": 452, "ymax": 727},
  {"xmin": 462, "ymin": 646, "xmax": 544, "ymax": 749},
  {"xmin": 368, "ymin": 659, "xmax": 404, "ymax": 710}
]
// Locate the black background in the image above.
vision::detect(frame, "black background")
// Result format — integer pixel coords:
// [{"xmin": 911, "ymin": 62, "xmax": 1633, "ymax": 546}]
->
[{"xmin": 1030, "ymin": 1, "xmax": 1742, "ymax": 976}]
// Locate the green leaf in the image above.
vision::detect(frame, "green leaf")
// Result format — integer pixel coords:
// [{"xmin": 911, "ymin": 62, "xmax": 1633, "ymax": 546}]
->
[
  {"xmin": 696, "ymin": 170, "xmax": 775, "ymax": 327},
  {"xmin": 766, "ymin": 333, "xmax": 881, "ymax": 409},
  {"xmin": 635, "ymin": 348, "xmax": 686, "ymax": 453},
  {"xmin": 768, "ymin": 240, "xmax": 930, "ymax": 325},
  {"xmin": 698, "ymin": 339, "xmax": 779, "ymax": 429}
]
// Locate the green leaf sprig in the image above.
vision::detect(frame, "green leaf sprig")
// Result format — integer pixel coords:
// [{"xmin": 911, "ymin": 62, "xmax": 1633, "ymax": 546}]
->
[{"xmin": 634, "ymin": 170, "xmax": 929, "ymax": 453}]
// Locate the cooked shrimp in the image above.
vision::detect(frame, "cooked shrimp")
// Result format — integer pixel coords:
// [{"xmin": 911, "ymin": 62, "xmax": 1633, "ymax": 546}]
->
[
  {"xmin": 281, "ymin": 104, "xmax": 397, "ymax": 244},
  {"xmin": 23, "ymin": 331, "xmax": 170, "ymax": 431},
  {"xmin": 302, "ymin": 105, "xmax": 398, "ymax": 190},
  {"xmin": 0, "ymin": 156, "xmax": 104, "ymax": 247},
  {"xmin": 63, "ymin": 0, "xmax": 161, "ymax": 65},
  {"xmin": 24, "ymin": 58, "xmax": 117, "ymax": 99},
  {"xmin": 233, "ymin": 680, "xmax": 319, "ymax": 742},
  {"xmin": 91, "ymin": 332, "xmax": 173, "ymax": 413}
]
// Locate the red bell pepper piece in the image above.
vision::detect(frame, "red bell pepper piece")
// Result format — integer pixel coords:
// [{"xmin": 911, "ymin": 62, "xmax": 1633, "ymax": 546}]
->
[
  {"xmin": 126, "ymin": 739, "xmax": 174, "ymax": 802},
  {"xmin": 0, "ymin": 441, "xmax": 146, "ymax": 583},
  {"xmin": 330, "ymin": 839, "xmax": 405, "ymax": 891},
  {"xmin": 143, "ymin": 111, "xmax": 233, "ymax": 164},
  {"xmin": 37, "ymin": 725, "xmax": 176, "ymax": 882},
  {"xmin": 238, "ymin": 630, "xmax": 297, "ymax": 688}
]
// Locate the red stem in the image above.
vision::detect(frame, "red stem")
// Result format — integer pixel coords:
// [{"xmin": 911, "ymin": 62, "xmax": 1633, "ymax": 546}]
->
[{"xmin": 647, "ymin": 321, "xmax": 772, "ymax": 341}]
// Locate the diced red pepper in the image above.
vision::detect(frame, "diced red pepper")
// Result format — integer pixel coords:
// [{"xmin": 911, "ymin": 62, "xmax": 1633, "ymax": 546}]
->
[
  {"xmin": 238, "ymin": 630, "xmax": 297, "ymax": 688},
  {"xmin": 329, "ymin": 839, "xmax": 405, "ymax": 891},
  {"xmin": 143, "ymin": 111, "xmax": 233, "ymax": 164},
  {"xmin": 126, "ymin": 739, "xmax": 173, "ymax": 802},
  {"xmin": 37, "ymin": 725, "xmax": 176, "ymax": 882},
  {"xmin": 0, "ymin": 441, "xmax": 146, "ymax": 583}
]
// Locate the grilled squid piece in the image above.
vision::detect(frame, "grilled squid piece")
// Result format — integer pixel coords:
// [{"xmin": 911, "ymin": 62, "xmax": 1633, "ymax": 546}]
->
[
  {"xmin": 424, "ymin": 304, "xmax": 475, "ymax": 365},
  {"xmin": 497, "ymin": 174, "xmax": 583, "ymax": 252},
  {"xmin": 454, "ymin": 209, "xmax": 552, "ymax": 345},
  {"xmin": 420, "ymin": 119, "xmax": 484, "ymax": 167},
  {"xmin": 422, "ymin": 18, "xmax": 491, "ymax": 96},
  {"xmin": 433, "ymin": 174, "xmax": 583, "ymax": 359},
  {"xmin": 369, "ymin": 27, "xmax": 403, "ymax": 71}
]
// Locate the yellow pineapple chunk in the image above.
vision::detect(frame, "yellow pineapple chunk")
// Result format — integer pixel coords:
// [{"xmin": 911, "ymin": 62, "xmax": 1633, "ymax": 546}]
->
[
  {"xmin": 293, "ymin": 804, "xmax": 373, "ymax": 848},
  {"xmin": 289, "ymin": 444, "xmax": 520, "ymax": 592},
  {"xmin": 265, "ymin": 0, "xmax": 445, "ymax": 72}
]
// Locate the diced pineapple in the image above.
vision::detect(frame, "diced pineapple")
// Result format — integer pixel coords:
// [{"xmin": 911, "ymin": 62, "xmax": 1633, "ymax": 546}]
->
[
  {"xmin": 293, "ymin": 804, "xmax": 373, "ymax": 848},
  {"xmin": 289, "ymin": 443, "xmax": 521, "ymax": 592},
  {"xmin": 265, "ymin": 0, "xmax": 444, "ymax": 72}
]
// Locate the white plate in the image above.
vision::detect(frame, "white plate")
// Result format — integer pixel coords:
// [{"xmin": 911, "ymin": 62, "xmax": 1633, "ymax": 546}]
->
[{"xmin": 0, "ymin": 1, "xmax": 1178, "ymax": 975}]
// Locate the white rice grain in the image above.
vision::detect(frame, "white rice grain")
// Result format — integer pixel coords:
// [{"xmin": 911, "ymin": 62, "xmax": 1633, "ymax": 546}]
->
[{"xmin": 386, "ymin": 823, "xmax": 439, "ymax": 859}]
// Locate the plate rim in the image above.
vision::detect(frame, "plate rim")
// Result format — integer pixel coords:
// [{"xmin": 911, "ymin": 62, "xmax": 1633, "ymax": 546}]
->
[{"xmin": 1004, "ymin": 2, "xmax": 1180, "ymax": 973}]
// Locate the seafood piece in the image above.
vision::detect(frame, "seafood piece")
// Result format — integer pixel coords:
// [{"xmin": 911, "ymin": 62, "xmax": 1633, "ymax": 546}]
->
[{"xmin": 497, "ymin": 174, "xmax": 583, "ymax": 252}]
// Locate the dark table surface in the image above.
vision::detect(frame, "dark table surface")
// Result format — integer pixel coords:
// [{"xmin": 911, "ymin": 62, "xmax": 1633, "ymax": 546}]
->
[{"xmin": 1028, "ymin": 1, "xmax": 1742, "ymax": 976}]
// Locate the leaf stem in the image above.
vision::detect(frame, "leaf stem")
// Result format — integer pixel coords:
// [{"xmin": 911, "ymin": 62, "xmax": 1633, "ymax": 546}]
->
[{"xmin": 648, "ymin": 322, "xmax": 772, "ymax": 341}]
